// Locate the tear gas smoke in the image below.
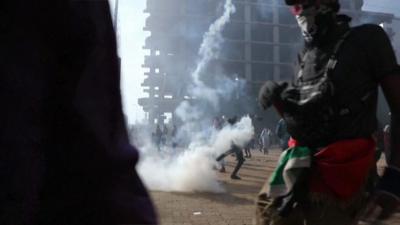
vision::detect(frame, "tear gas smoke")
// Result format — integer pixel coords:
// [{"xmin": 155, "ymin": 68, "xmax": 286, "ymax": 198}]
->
[
  {"xmin": 137, "ymin": 116, "xmax": 254, "ymax": 192},
  {"xmin": 136, "ymin": 0, "xmax": 255, "ymax": 193},
  {"xmin": 190, "ymin": 0, "xmax": 236, "ymax": 109}
]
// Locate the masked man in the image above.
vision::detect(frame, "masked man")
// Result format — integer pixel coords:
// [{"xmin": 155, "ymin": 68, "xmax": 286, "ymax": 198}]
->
[{"xmin": 256, "ymin": 0, "xmax": 400, "ymax": 224}]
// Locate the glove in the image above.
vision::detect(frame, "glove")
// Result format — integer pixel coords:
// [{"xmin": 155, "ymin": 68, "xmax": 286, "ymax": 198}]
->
[{"xmin": 258, "ymin": 81, "xmax": 286, "ymax": 110}]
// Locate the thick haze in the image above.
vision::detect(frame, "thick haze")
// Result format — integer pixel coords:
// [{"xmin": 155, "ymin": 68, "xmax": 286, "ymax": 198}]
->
[
  {"xmin": 127, "ymin": 0, "xmax": 255, "ymax": 193},
  {"xmin": 109, "ymin": 0, "xmax": 400, "ymax": 125},
  {"xmin": 106, "ymin": 0, "xmax": 399, "ymax": 193},
  {"xmin": 363, "ymin": 0, "xmax": 400, "ymax": 17}
]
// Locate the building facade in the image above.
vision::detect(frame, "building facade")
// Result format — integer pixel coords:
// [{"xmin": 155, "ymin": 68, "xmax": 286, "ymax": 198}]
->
[{"xmin": 139, "ymin": 0, "xmax": 394, "ymax": 127}]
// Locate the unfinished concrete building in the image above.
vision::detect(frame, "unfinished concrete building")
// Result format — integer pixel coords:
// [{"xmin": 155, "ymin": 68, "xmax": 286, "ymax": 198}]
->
[{"xmin": 139, "ymin": 0, "xmax": 394, "ymax": 127}]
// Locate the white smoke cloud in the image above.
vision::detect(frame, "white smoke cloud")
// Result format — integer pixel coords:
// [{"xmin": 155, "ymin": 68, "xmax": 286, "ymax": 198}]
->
[
  {"xmin": 137, "ymin": 116, "xmax": 254, "ymax": 192},
  {"xmin": 136, "ymin": 0, "xmax": 255, "ymax": 193}
]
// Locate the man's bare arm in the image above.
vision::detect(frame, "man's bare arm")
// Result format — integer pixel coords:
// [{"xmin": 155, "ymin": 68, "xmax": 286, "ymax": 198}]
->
[
  {"xmin": 356, "ymin": 75, "xmax": 400, "ymax": 224},
  {"xmin": 381, "ymin": 75, "xmax": 400, "ymax": 167}
]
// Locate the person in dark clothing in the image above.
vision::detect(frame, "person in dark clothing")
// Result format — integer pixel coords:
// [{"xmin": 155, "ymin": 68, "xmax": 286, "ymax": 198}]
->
[
  {"xmin": 0, "ymin": 1, "xmax": 157, "ymax": 224},
  {"xmin": 244, "ymin": 137, "xmax": 253, "ymax": 158},
  {"xmin": 215, "ymin": 117, "xmax": 245, "ymax": 179},
  {"xmin": 171, "ymin": 124, "xmax": 178, "ymax": 149},
  {"xmin": 216, "ymin": 144, "xmax": 245, "ymax": 180},
  {"xmin": 256, "ymin": 0, "xmax": 400, "ymax": 224},
  {"xmin": 155, "ymin": 124, "xmax": 162, "ymax": 151},
  {"xmin": 275, "ymin": 118, "xmax": 290, "ymax": 150},
  {"xmin": 161, "ymin": 124, "xmax": 168, "ymax": 146}
]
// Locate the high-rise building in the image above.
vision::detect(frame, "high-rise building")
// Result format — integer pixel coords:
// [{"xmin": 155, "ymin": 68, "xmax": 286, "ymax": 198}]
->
[{"xmin": 139, "ymin": 0, "xmax": 394, "ymax": 127}]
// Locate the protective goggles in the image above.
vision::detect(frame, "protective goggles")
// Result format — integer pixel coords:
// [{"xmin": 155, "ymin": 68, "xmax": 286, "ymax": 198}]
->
[
  {"xmin": 286, "ymin": 0, "xmax": 335, "ymax": 15},
  {"xmin": 285, "ymin": 0, "xmax": 318, "ymax": 6},
  {"xmin": 285, "ymin": 0, "xmax": 337, "ymax": 6}
]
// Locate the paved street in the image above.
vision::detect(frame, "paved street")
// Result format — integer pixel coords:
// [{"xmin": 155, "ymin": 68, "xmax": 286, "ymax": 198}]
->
[{"xmin": 150, "ymin": 148, "xmax": 400, "ymax": 225}]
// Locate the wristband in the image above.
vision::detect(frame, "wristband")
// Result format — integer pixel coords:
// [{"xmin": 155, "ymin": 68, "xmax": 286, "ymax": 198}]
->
[{"xmin": 377, "ymin": 166, "xmax": 400, "ymax": 199}]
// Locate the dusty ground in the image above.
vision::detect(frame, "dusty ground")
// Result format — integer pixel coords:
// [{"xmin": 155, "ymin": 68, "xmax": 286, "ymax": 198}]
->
[{"xmin": 150, "ymin": 148, "xmax": 400, "ymax": 225}]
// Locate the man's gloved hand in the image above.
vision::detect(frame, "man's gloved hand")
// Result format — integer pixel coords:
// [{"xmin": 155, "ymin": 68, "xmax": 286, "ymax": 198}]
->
[{"xmin": 258, "ymin": 81, "xmax": 286, "ymax": 110}]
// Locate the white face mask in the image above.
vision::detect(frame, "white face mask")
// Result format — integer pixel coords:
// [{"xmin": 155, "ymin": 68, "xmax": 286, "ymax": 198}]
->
[
  {"xmin": 295, "ymin": 5, "xmax": 318, "ymax": 43},
  {"xmin": 295, "ymin": 4, "xmax": 334, "ymax": 43}
]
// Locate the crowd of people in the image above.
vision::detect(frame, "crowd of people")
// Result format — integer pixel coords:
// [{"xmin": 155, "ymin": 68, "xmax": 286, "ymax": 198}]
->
[{"xmin": 152, "ymin": 124, "xmax": 178, "ymax": 151}]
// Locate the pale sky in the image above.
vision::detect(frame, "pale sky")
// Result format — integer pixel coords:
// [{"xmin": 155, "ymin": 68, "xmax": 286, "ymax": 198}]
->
[
  {"xmin": 363, "ymin": 0, "xmax": 400, "ymax": 17},
  {"xmin": 109, "ymin": 0, "xmax": 399, "ymax": 125},
  {"xmin": 109, "ymin": 0, "xmax": 149, "ymax": 124}
]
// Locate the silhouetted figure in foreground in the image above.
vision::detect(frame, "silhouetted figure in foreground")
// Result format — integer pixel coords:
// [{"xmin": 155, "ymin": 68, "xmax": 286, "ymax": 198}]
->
[{"xmin": 0, "ymin": 1, "xmax": 157, "ymax": 224}]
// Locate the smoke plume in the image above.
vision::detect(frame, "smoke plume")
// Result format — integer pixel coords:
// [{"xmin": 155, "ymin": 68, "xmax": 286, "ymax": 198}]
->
[
  {"xmin": 136, "ymin": 0, "xmax": 254, "ymax": 193},
  {"xmin": 137, "ymin": 116, "xmax": 253, "ymax": 192},
  {"xmin": 190, "ymin": 0, "xmax": 236, "ymax": 108}
]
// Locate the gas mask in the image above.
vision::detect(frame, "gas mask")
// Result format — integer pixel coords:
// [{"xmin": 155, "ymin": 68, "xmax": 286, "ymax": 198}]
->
[{"xmin": 288, "ymin": 0, "xmax": 338, "ymax": 44}]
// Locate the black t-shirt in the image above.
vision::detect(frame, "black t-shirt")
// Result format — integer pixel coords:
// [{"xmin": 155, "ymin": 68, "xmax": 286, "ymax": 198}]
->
[{"xmin": 293, "ymin": 22, "xmax": 400, "ymax": 146}]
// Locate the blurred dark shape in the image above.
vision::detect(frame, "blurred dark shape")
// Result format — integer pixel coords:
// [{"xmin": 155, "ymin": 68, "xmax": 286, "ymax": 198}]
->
[
  {"xmin": 0, "ymin": 1, "xmax": 157, "ymax": 224},
  {"xmin": 227, "ymin": 116, "xmax": 238, "ymax": 125}
]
